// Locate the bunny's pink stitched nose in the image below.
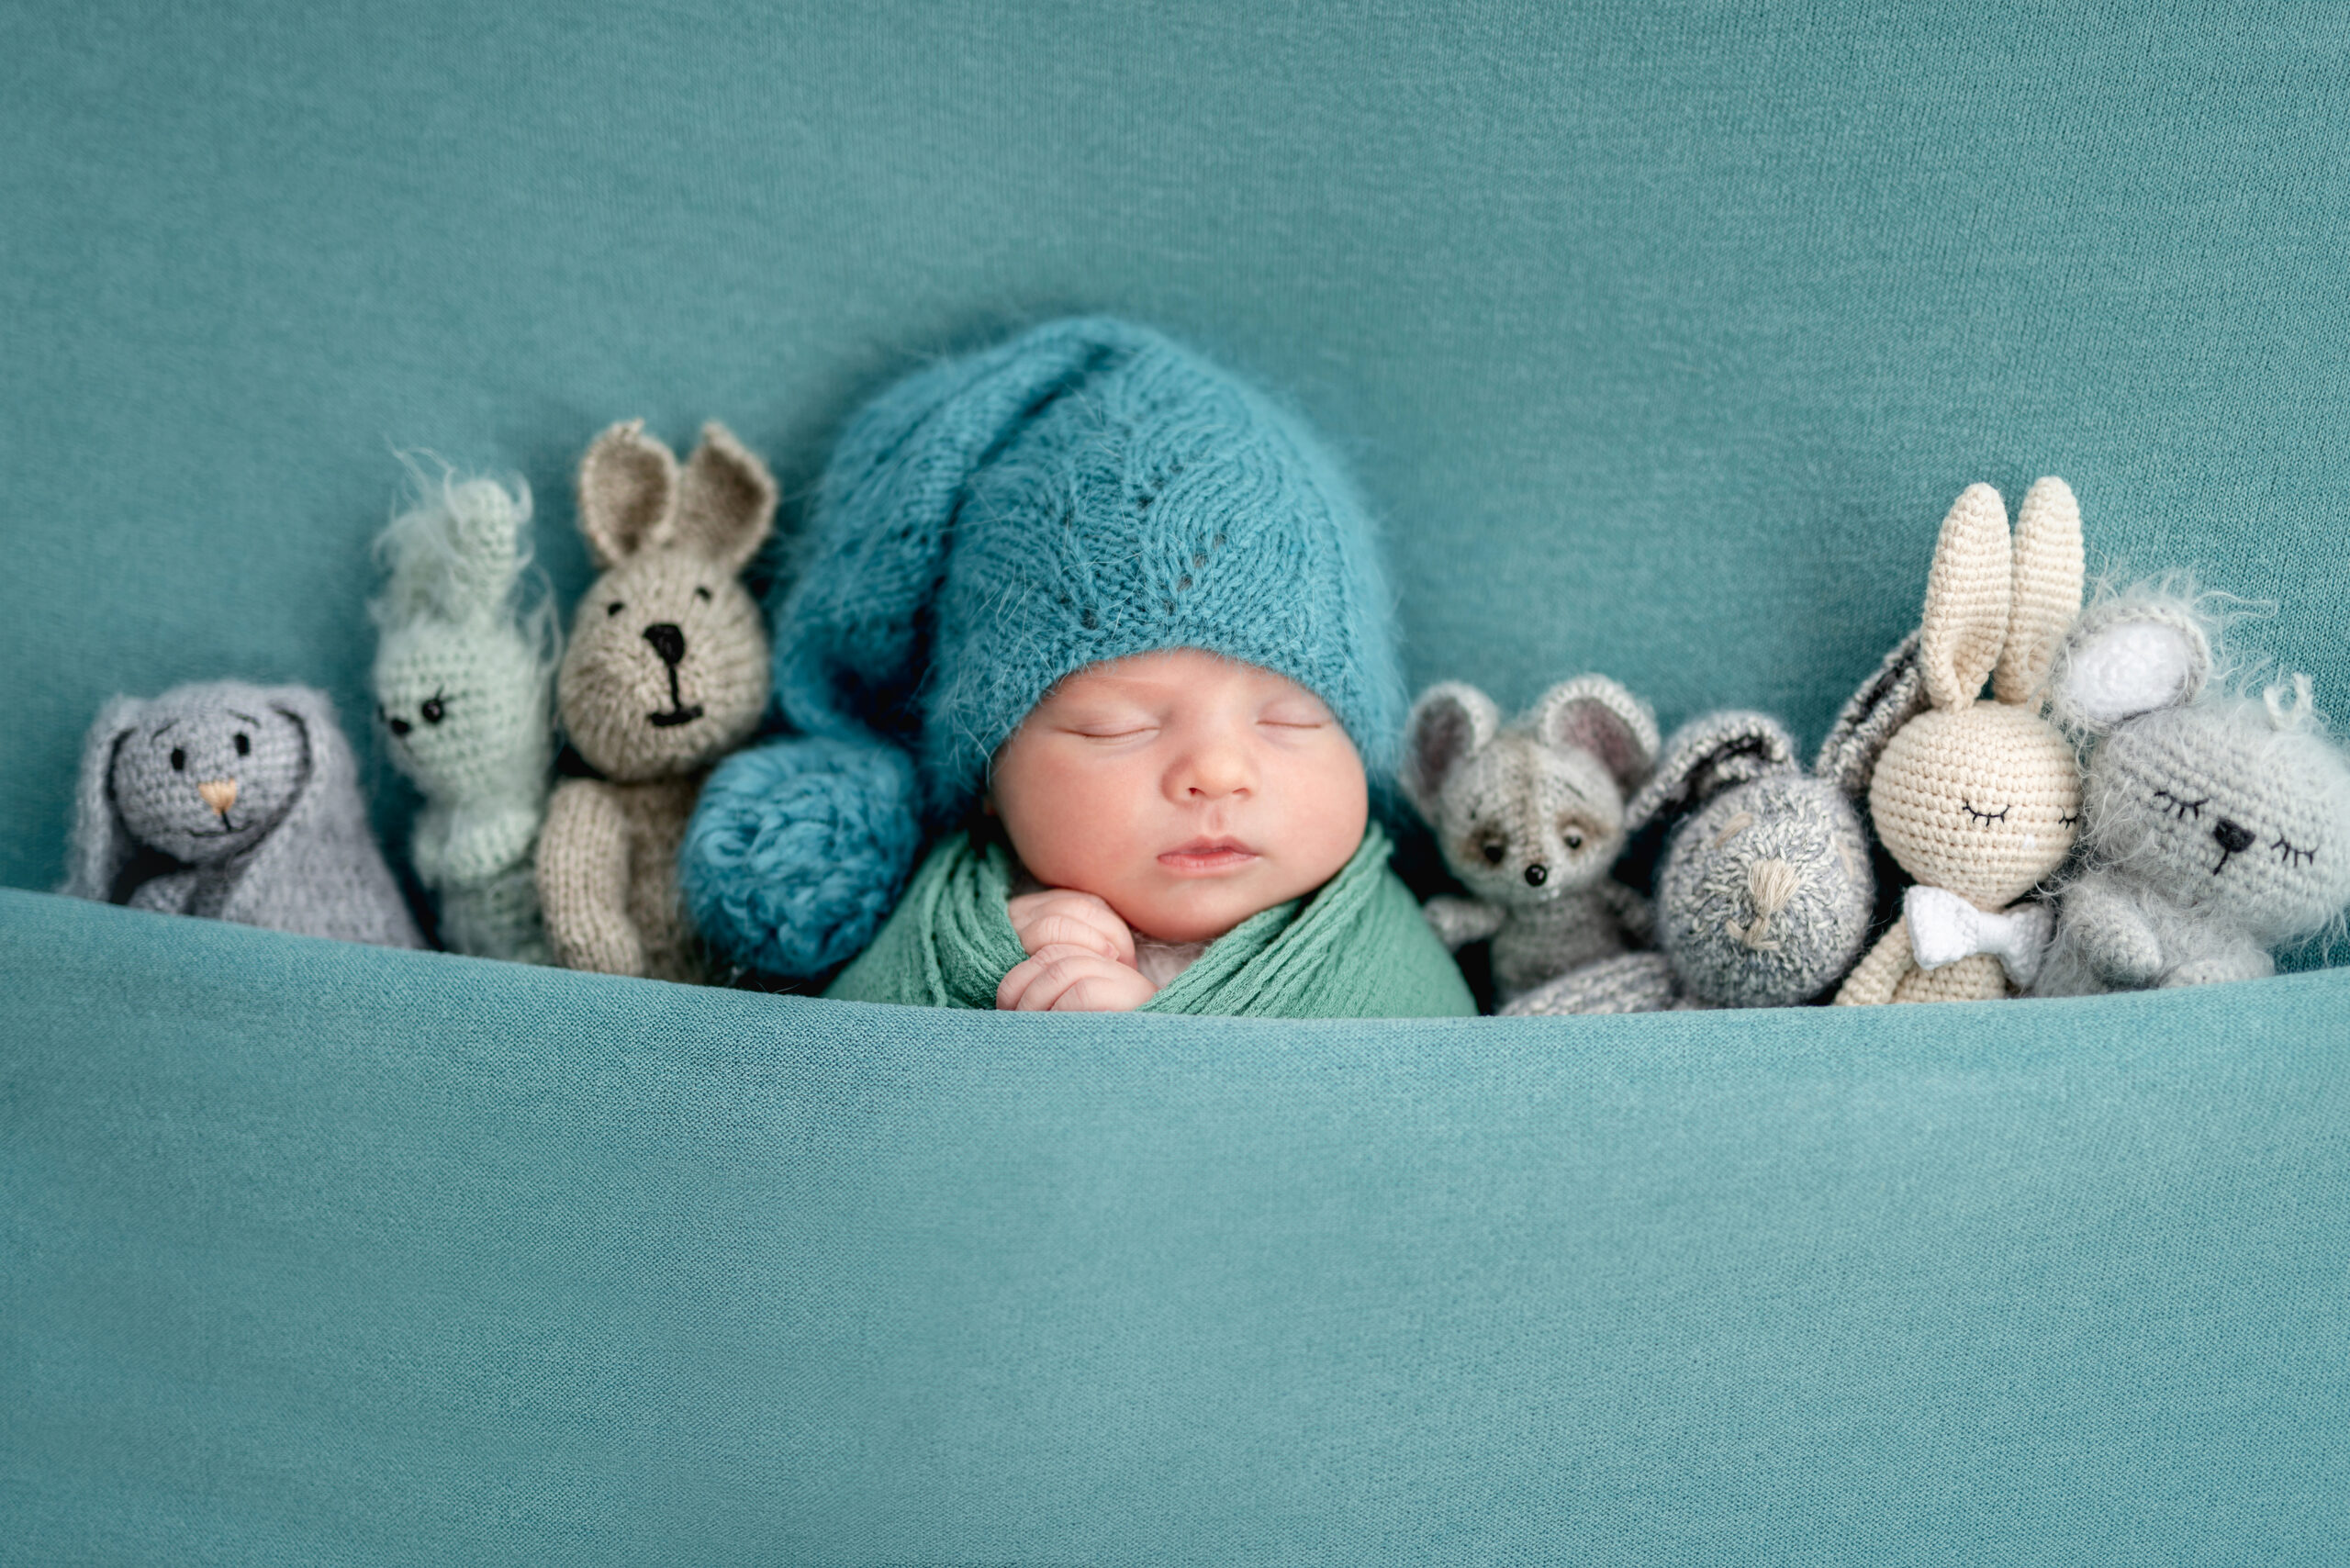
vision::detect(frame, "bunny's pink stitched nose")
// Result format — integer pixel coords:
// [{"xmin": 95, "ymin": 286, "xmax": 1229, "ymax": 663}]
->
[{"xmin": 197, "ymin": 778, "xmax": 239, "ymax": 816}]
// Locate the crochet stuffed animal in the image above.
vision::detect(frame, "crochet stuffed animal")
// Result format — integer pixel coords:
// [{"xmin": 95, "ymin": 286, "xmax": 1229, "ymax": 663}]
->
[
  {"xmin": 62, "ymin": 680, "xmax": 423, "ymax": 947},
  {"xmin": 1401, "ymin": 676, "xmax": 1659, "ymax": 1004},
  {"xmin": 371, "ymin": 471, "xmax": 559, "ymax": 962},
  {"xmin": 536, "ymin": 420, "xmax": 775, "ymax": 982},
  {"xmin": 1834, "ymin": 477, "xmax": 2086, "ymax": 1004},
  {"xmin": 2032, "ymin": 590, "xmax": 2350, "ymax": 993}
]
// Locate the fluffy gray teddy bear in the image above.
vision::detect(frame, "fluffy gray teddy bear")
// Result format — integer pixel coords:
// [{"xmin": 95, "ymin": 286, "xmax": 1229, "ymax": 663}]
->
[
  {"xmin": 1401, "ymin": 675, "xmax": 1660, "ymax": 1005},
  {"xmin": 62, "ymin": 680, "xmax": 424, "ymax": 947},
  {"xmin": 2033, "ymin": 589, "xmax": 2350, "ymax": 993}
]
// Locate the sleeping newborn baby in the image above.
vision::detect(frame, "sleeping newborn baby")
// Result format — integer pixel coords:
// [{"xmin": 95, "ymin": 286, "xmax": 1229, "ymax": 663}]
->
[{"xmin": 682, "ymin": 317, "xmax": 1473, "ymax": 1017}]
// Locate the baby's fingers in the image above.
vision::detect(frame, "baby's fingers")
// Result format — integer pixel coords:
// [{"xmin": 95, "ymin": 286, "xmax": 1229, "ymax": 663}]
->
[
  {"xmin": 996, "ymin": 945, "xmax": 1155, "ymax": 1012},
  {"xmin": 1015, "ymin": 911, "xmax": 1125, "ymax": 962}
]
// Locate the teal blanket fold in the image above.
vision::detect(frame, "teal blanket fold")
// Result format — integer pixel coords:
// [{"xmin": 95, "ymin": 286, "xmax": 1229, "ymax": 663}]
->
[{"xmin": 827, "ymin": 823, "xmax": 1478, "ymax": 1017}]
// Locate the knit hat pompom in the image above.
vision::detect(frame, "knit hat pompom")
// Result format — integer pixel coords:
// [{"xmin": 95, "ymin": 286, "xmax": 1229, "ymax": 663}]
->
[
  {"xmin": 679, "ymin": 734, "xmax": 922, "ymax": 978},
  {"xmin": 685, "ymin": 316, "xmax": 1405, "ymax": 977}
]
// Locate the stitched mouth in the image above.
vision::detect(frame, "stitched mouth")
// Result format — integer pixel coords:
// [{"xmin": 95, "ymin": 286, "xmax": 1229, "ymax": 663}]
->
[
  {"xmin": 647, "ymin": 662, "xmax": 704, "ymax": 728},
  {"xmin": 188, "ymin": 819, "xmax": 243, "ymax": 837}
]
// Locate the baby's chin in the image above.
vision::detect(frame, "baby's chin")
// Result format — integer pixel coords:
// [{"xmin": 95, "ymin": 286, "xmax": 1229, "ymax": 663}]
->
[{"xmin": 1111, "ymin": 871, "xmax": 1299, "ymax": 946}]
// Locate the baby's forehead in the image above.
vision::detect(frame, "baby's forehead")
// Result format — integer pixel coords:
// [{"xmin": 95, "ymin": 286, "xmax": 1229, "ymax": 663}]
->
[{"xmin": 1037, "ymin": 648, "xmax": 1318, "ymax": 708}]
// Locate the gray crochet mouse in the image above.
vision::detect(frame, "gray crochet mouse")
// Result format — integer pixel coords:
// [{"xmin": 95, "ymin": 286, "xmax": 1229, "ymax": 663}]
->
[
  {"xmin": 1401, "ymin": 675, "xmax": 1659, "ymax": 1004},
  {"xmin": 61, "ymin": 680, "xmax": 424, "ymax": 947},
  {"xmin": 2033, "ymin": 590, "xmax": 2350, "ymax": 993},
  {"xmin": 1501, "ymin": 634, "xmax": 1924, "ymax": 1015}
]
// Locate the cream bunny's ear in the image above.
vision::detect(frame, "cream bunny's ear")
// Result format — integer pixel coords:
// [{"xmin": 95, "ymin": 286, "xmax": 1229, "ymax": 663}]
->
[
  {"xmin": 672, "ymin": 420, "xmax": 778, "ymax": 574},
  {"xmin": 576, "ymin": 420, "xmax": 678, "ymax": 569},
  {"xmin": 1917, "ymin": 483, "xmax": 2012, "ymax": 711},
  {"xmin": 1993, "ymin": 476, "xmax": 2086, "ymax": 705},
  {"xmin": 1401, "ymin": 681, "xmax": 1500, "ymax": 820},
  {"xmin": 1531, "ymin": 675, "xmax": 1660, "ymax": 793}
]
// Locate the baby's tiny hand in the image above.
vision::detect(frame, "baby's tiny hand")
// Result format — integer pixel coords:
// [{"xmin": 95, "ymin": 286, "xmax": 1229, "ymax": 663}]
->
[
  {"xmin": 997, "ymin": 944, "xmax": 1159, "ymax": 1013},
  {"xmin": 1007, "ymin": 889, "xmax": 1137, "ymax": 967}
]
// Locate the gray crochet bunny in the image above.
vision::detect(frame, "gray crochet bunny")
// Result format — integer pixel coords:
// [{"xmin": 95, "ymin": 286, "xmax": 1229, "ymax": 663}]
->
[
  {"xmin": 62, "ymin": 680, "xmax": 424, "ymax": 947},
  {"xmin": 2033, "ymin": 590, "xmax": 2350, "ymax": 993},
  {"xmin": 1401, "ymin": 676, "xmax": 1659, "ymax": 1004},
  {"xmin": 1501, "ymin": 636, "xmax": 1923, "ymax": 1015}
]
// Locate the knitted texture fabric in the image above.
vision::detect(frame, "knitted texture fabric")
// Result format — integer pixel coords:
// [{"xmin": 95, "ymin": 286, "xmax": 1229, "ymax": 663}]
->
[
  {"xmin": 60, "ymin": 681, "xmax": 422, "ymax": 947},
  {"xmin": 2034, "ymin": 591, "xmax": 2350, "ymax": 994},
  {"xmin": 1835, "ymin": 478, "xmax": 2085, "ymax": 1005},
  {"xmin": 681, "ymin": 316, "xmax": 1407, "ymax": 979},
  {"xmin": 536, "ymin": 420, "xmax": 775, "ymax": 981},
  {"xmin": 1400, "ymin": 676, "xmax": 1659, "ymax": 1004},
  {"xmin": 370, "ymin": 473, "xmax": 558, "ymax": 963},
  {"xmin": 1498, "ymin": 951, "xmax": 1685, "ymax": 1015},
  {"xmin": 824, "ymin": 823, "xmax": 1476, "ymax": 1018}
]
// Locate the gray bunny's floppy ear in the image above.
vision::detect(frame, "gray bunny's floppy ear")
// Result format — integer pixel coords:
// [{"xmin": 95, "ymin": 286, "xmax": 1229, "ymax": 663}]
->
[
  {"xmin": 1625, "ymin": 711, "xmax": 1798, "ymax": 835},
  {"xmin": 1814, "ymin": 628, "xmax": 1931, "ymax": 801},
  {"xmin": 1401, "ymin": 681, "xmax": 1499, "ymax": 820},
  {"xmin": 61, "ymin": 694, "xmax": 148, "ymax": 902},
  {"xmin": 2045, "ymin": 590, "xmax": 2211, "ymax": 736},
  {"xmin": 1531, "ymin": 675, "xmax": 1660, "ymax": 793}
]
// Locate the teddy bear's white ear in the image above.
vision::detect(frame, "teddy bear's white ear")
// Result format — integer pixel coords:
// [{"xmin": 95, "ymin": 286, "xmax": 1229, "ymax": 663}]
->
[
  {"xmin": 2046, "ymin": 599, "xmax": 2210, "ymax": 734},
  {"xmin": 1995, "ymin": 476, "xmax": 2086, "ymax": 705},
  {"xmin": 1402, "ymin": 682, "xmax": 1499, "ymax": 819},
  {"xmin": 576, "ymin": 420, "xmax": 679, "ymax": 569},
  {"xmin": 1532, "ymin": 675, "xmax": 1660, "ymax": 793},
  {"xmin": 1918, "ymin": 482, "xmax": 2012, "ymax": 711},
  {"xmin": 673, "ymin": 420, "xmax": 778, "ymax": 575}
]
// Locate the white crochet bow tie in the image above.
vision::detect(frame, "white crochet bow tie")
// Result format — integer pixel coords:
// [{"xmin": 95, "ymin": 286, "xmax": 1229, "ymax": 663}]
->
[{"xmin": 1904, "ymin": 886, "xmax": 2053, "ymax": 990}]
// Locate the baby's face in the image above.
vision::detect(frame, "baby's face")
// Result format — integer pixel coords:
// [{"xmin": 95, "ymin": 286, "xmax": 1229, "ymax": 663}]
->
[{"xmin": 990, "ymin": 649, "xmax": 1369, "ymax": 944}]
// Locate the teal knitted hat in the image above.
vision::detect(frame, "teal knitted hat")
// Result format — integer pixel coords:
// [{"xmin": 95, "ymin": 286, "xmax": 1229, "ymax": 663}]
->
[{"xmin": 683, "ymin": 316, "xmax": 1406, "ymax": 976}]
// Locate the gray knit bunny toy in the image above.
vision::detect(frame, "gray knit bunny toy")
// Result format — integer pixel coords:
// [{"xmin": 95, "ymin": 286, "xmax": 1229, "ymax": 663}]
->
[
  {"xmin": 1401, "ymin": 676, "xmax": 1660, "ymax": 1005},
  {"xmin": 1501, "ymin": 635, "xmax": 1926, "ymax": 1014},
  {"xmin": 62, "ymin": 680, "xmax": 424, "ymax": 947},
  {"xmin": 2033, "ymin": 589, "xmax": 2350, "ymax": 993}
]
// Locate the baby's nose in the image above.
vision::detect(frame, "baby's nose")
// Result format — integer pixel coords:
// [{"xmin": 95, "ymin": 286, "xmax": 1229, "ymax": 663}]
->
[{"xmin": 197, "ymin": 778, "xmax": 239, "ymax": 817}]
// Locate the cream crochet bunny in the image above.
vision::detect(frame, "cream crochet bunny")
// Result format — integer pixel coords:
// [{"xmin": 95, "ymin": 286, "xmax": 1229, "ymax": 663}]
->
[
  {"xmin": 537, "ymin": 420, "xmax": 776, "ymax": 982},
  {"xmin": 1834, "ymin": 477, "xmax": 2085, "ymax": 1004}
]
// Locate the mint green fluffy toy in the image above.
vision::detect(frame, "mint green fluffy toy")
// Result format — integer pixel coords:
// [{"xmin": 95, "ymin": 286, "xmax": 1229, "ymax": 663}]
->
[{"xmin": 370, "ymin": 471, "xmax": 560, "ymax": 962}]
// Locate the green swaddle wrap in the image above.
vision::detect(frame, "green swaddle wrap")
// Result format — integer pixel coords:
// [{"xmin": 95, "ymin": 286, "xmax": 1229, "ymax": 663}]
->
[{"xmin": 827, "ymin": 823, "xmax": 1477, "ymax": 1018}]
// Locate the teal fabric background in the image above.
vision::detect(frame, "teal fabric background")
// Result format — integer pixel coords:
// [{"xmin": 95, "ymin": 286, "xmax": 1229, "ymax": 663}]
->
[
  {"xmin": 6, "ymin": 1, "xmax": 2350, "ymax": 888},
  {"xmin": 6, "ymin": 1, "xmax": 2350, "ymax": 1561}
]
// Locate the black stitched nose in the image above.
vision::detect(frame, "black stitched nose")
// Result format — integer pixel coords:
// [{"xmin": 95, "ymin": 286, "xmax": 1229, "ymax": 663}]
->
[
  {"xmin": 2212, "ymin": 818, "xmax": 2254, "ymax": 855},
  {"xmin": 642, "ymin": 623, "xmax": 686, "ymax": 667},
  {"xmin": 1524, "ymin": 863, "xmax": 1548, "ymax": 887}
]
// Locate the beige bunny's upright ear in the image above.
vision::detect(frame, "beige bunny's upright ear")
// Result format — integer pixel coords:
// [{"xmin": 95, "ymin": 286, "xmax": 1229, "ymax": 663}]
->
[
  {"xmin": 1917, "ymin": 482, "xmax": 2012, "ymax": 711},
  {"xmin": 576, "ymin": 420, "xmax": 680, "ymax": 569},
  {"xmin": 1993, "ymin": 476, "xmax": 2086, "ymax": 705},
  {"xmin": 672, "ymin": 420, "xmax": 778, "ymax": 574},
  {"xmin": 1531, "ymin": 674, "xmax": 1660, "ymax": 793}
]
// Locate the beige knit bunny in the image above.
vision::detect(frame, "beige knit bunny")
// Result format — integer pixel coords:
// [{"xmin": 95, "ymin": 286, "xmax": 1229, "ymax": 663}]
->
[
  {"xmin": 536, "ymin": 420, "xmax": 775, "ymax": 982},
  {"xmin": 1833, "ymin": 478, "xmax": 2085, "ymax": 1005}
]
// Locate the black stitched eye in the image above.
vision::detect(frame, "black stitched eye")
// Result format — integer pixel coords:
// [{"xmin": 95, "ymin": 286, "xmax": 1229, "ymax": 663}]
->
[
  {"xmin": 607, "ymin": 601, "xmax": 624, "ymax": 617},
  {"xmin": 170, "ymin": 747, "xmax": 185, "ymax": 771},
  {"xmin": 2154, "ymin": 790, "xmax": 2208, "ymax": 822},
  {"xmin": 233, "ymin": 733, "xmax": 250, "ymax": 756},
  {"xmin": 1563, "ymin": 831, "xmax": 1585, "ymax": 851},
  {"xmin": 1479, "ymin": 837, "xmax": 1506, "ymax": 866},
  {"xmin": 1962, "ymin": 801, "xmax": 2010, "ymax": 823},
  {"xmin": 2058, "ymin": 811, "xmax": 2079, "ymax": 828},
  {"xmin": 694, "ymin": 586, "xmax": 713, "ymax": 602},
  {"xmin": 420, "ymin": 694, "xmax": 446, "ymax": 725},
  {"xmin": 2272, "ymin": 834, "xmax": 2317, "ymax": 868}
]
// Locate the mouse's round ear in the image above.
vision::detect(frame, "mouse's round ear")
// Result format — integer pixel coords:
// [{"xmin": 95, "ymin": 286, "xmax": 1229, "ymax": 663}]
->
[
  {"xmin": 1994, "ymin": 476, "xmax": 2086, "ymax": 706},
  {"xmin": 1401, "ymin": 681, "xmax": 1499, "ymax": 821},
  {"xmin": 1815, "ymin": 628, "xmax": 1932, "ymax": 801},
  {"xmin": 2045, "ymin": 593, "xmax": 2211, "ymax": 736},
  {"xmin": 576, "ymin": 420, "xmax": 679, "ymax": 569},
  {"xmin": 1625, "ymin": 711, "xmax": 1797, "ymax": 835},
  {"xmin": 61, "ymin": 695, "xmax": 148, "ymax": 902},
  {"xmin": 1531, "ymin": 675, "xmax": 1661, "ymax": 795},
  {"xmin": 1918, "ymin": 482, "xmax": 2012, "ymax": 711}
]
